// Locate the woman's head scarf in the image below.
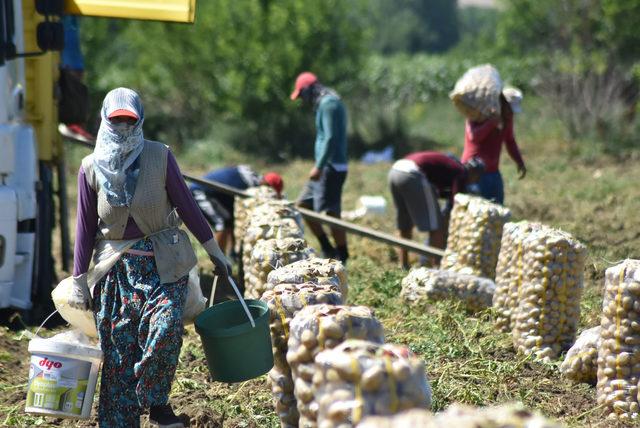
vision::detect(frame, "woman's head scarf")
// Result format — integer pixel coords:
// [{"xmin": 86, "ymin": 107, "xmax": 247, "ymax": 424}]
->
[{"xmin": 93, "ymin": 88, "xmax": 145, "ymax": 207}]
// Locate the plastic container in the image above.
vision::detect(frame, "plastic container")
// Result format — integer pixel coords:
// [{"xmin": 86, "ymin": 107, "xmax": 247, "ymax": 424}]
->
[
  {"xmin": 25, "ymin": 337, "xmax": 102, "ymax": 419},
  {"xmin": 195, "ymin": 299, "xmax": 273, "ymax": 383}
]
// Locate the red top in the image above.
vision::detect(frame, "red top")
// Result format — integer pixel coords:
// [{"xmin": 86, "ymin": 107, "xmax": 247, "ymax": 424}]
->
[
  {"xmin": 461, "ymin": 116, "xmax": 524, "ymax": 173},
  {"xmin": 404, "ymin": 151, "xmax": 467, "ymax": 204}
]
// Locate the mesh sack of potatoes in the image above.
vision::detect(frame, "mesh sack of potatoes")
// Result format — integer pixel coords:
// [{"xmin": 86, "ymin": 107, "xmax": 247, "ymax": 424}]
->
[
  {"xmin": 511, "ymin": 228, "xmax": 586, "ymax": 361},
  {"xmin": 493, "ymin": 221, "xmax": 544, "ymax": 332},
  {"xmin": 268, "ymin": 257, "xmax": 349, "ymax": 301},
  {"xmin": 261, "ymin": 283, "xmax": 344, "ymax": 428},
  {"xmin": 440, "ymin": 193, "xmax": 511, "ymax": 279},
  {"xmin": 357, "ymin": 404, "xmax": 564, "ymax": 428},
  {"xmin": 449, "ymin": 64, "xmax": 503, "ymax": 122},
  {"xmin": 242, "ymin": 215, "xmax": 305, "ymax": 271},
  {"xmin": 596, "ymin": 259, "xmax": 640, "ymax": 422},
  {"xmin": 288, "ymin": 305, "xmax": 385, "ymax": 428},
  {"xmin": 400, "ymin": 267, "xmax": 496, "ymax": 312},
  {"xmin": 356, "ymin": 409, "xmax": 433, "ymax": 428},
  {"xmin": 314, "ymin": 339, "xmax": 431, "ymax": 428},
  {"xmin": 233, "ymin": 185, "xmax": 279, "ymax": 253},
  {"xmin": 560, "ymin": 326, "xmax": 600, "ymax": 385},
  {"xmin": 245, "ymin": 238, "xmax": 315, "ymax": 299}
]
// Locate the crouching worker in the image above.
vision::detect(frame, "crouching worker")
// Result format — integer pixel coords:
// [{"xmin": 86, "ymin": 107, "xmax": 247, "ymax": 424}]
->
[
  {"xmin": 190, "ymin": 166, "xmax": 283, "ymax": 255},
  {"xmin": 388, "ymin": 151, "xmax": 485, "ymax": 269},
  {"xmin": 68, "ymin": 88, "xmax": 232, "ymax": 428}
]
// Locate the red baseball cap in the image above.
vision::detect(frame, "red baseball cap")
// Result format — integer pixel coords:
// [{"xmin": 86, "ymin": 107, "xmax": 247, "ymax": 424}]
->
[
  {"xmin": 262, "ymin": 172, "xmax": 284, "ymax": 196},
  {"xmin": 108, "ymin": 109, "xmax": 139, "ymax": 120},
  {"xmin": 290, "ymin": 72, "xmax": 318, "ymax": 100}
]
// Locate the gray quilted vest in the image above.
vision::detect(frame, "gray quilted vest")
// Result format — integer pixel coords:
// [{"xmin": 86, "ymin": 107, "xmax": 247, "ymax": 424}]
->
[{"xmin": 81, "ymin": 140, "xmax": 197, "ymax": 284}]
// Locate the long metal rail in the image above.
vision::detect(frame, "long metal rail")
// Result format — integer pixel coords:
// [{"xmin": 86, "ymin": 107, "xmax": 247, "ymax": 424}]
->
[{"xmin": 66, "ymin": 138, "xmax": 444, "ymax": 258}]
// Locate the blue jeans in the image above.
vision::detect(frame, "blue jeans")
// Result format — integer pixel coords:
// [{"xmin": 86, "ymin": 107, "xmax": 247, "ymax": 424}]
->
[{"xmin": 479, "ymin": 171, "xmax": 504, "ymax": 204}]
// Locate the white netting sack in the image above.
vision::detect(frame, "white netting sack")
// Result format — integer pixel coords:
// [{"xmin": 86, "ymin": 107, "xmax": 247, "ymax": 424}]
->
[
  {"xmin": 597, "ymin": 260, "xmax": 640, "ymax": 422},
  {"xmin": 449, "ymin": 64, "xmax": 503, "ymax": 122},
  {"xmin": 493, "ymin": 221, "xmax": 544, "ymax": 332},
  {"xmin": 268, "ymin": 257, "xmax": 349, "ymax": 302},
  {"xmin": 359, "ymin": 403, "xmax": 563, "ymax": 428},
  {"xmin": 315, "ymin": 340, "xmax": 431, "ymax": 428},
  {"xmin": 441, "ymin": 194, "xmax": 511, "ymax": 280},
  {"xmin": 51, "ymin": 276, "xmax": 98, "ymax": 338},
  {"xmin": 261, "ymin": 283, "xmax": 344, "ymax": 428},
  {"xmin": 511, "ymin": 228, "xmax": 586, "ymax": 361},
  {"xmin": 560, "ymin": 326, "xmax": 600, "ymax": 384},
  {"xmin": 245, "ymin": 238, "xmax": 315, "ymax": 299},
  {"xmin": 288, "ymin": 305, "xmax": 385, "ymax": 428},
  {"xmin": 400, "ymin": 268, "xmax": 495, "ymax": 312}
]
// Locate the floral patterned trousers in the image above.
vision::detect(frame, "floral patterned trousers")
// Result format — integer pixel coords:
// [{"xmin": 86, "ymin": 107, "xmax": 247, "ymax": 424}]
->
[{"xmin": 93, "ymin": 238, "xmax": 188, "ymax": 428}]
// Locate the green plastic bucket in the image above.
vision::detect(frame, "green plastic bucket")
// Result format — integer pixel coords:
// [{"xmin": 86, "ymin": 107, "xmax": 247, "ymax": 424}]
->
[{"xmin": 194, "ymin": 299, "xmax": 273, "ymax": 383}]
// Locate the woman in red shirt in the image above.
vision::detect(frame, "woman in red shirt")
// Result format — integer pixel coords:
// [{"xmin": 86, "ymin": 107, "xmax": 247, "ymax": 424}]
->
[{"xmin": 461, "ymin": 89, "xmax": 526, "ymax": 204}]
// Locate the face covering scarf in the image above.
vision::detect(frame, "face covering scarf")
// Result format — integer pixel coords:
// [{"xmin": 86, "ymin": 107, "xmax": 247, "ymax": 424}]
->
[{"xmin": 93, "ymin": 88, "xmax": 145, "ymax": 207}]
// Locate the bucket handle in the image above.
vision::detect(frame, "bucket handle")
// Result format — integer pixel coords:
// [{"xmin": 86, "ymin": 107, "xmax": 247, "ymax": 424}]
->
[
  {"xmin": 221, "ymin": 276, "xmax": 256, "ymax": 328},
  {"xmin": 19, "ymin": 309, "xmax": 59, "ymax": 341}
]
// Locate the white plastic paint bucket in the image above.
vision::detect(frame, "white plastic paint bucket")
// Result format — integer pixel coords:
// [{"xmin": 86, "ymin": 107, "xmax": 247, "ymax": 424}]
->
[{"xmin": 25, "ymin": 337, "xmax": 102, "ymax": 419}]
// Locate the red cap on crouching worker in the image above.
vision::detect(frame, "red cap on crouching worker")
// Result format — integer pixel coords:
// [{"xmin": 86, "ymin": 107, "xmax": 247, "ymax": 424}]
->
[
  {"xmin": 290, "ymin": 72, "xmax": 318, "ymax": 100},
  {"xmin": 262, "ymin": 172, "xmax": 284, "ymax": 196},
  {"xmin": 108, "ymin": 109, "xmax": 139, "ymax": 120}
]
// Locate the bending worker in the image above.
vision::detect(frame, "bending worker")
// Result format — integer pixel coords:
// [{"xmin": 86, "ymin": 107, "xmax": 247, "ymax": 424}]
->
[
  {"xmin": 189, "ymin": 166, "xmax": 283, "ymax": 256},
  {"xmin": 69, "ymin": 88, "xmax": 231, "ymax": 428},
  {"xmin": 388, "ymin": 151, "xmax": 485, "ymax": 269},
  {"xmin": 462, "ymin": 86, "xmax": 526, "ymax": 204},
  {"xmin": 291, "ymin": 71, "xmax": 349, "ymax": 263}
]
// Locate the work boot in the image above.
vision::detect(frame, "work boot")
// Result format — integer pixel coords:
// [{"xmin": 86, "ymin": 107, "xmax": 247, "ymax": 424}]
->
[
  {"xmin": 336, "ymin": 245, "xmax": 349, "ymax": 265},
  {"xmin": 149, "ymin": 404, "xmax": 185, "ymax": 428}
]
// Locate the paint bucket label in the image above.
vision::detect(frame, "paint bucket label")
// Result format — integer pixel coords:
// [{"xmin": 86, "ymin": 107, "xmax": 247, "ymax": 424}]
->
[{"xmin": 26, "ymin": 354, "xmax": 92, "ymax": 416}]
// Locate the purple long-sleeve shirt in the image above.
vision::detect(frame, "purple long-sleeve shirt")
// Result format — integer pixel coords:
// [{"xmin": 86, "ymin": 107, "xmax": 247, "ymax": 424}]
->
[{"xmin": 73, "ymin": 151, "xmax": 213, "ymax": 276}]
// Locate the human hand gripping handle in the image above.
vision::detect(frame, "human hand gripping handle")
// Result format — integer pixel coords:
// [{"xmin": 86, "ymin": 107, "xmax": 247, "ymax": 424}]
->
[
  {"xmin": 69, "ymin": 273, "xmax": 93, "ymax": 311},
  {"xmin": 203, "ymin": 238, "xmax": 233, "ymax": 277}
]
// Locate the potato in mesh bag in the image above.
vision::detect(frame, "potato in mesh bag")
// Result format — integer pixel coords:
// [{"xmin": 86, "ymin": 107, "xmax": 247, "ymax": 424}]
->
[
  {"xmin": 234, "ymin": 185, "xmax": 279, "ymax": 253},
  {"xmin": 288, "ymin": 305, "xmax": 385, "ymax": 428},
  {"xmin": 245, "ymin": 238, "xmax": 314, "ymax": 299},
  {"xmin": 449, "ymin": 64, "xmax": 503, "ymax": 121},
  {"xmin": 268, "ymin": 257, "xmax": 349, "ymax": 301},
  {"xmin": 596, "ymin": 259, "xmax": 640, "ymax": 422},
  {"xmin": 400, "ymin": 267, "xmax": 496, "ymax": 312},
  {"xmin": 493, "ymin": 221, "xmax": 544, "ymax": 332},
  {"xmin": 314, "ymin": 340, "xmax": 431, "ymax": 428},
  {"xmin": 261, "ymin": 283, "xmax": 344, "ymax": 428},
  {"xmin": 441, "ymin": 193, "xmax": 511, "ymax": 279},
  {"xmin": 358, "ymin": 403, "xmax": 563, "ymax": 428},
  {"xmin": 511, "ymin": 228, "xmax": 586, "ymax": 361},
  {"xmin": 560, "ymin": 326, "xmax": 600, "ymax": 384}
]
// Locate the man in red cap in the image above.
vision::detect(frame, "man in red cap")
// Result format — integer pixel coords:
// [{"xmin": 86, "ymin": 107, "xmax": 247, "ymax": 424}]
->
[
  {"xmin": 189, "ymin": 166, "xmax": 283, "ymax": 256},
  {"xmin": 291, "ymin": 71, "xmax": 349, "ymax": 263}
]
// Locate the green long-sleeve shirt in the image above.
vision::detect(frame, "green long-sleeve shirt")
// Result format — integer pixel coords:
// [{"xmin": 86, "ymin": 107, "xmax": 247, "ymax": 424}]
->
[{"xmin": 314, "ymin": 95, "xmax": 348, "ymax": 169}]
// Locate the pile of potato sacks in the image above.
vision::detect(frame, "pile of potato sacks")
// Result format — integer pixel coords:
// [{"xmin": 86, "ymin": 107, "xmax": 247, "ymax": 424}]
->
[
  {"xmin": 234, "ymin": 185, "xmax": 280, "ymax": 254},
  {"xmin": 440, "ymin": 194, "xmax": 511, "ymax": 279},
  {"xmin": 232, "ymin": 190, "xmax": 434, "ymax": 428},
  {"xmin": 400, "ymin": 267, "xmax": 495, "ymax": 312}
]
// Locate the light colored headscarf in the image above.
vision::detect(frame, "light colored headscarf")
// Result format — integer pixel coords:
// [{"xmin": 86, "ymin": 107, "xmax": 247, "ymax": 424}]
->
[{"xmin": 93, "ymin": 88, "xmax": 145, "ymax": 207}]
